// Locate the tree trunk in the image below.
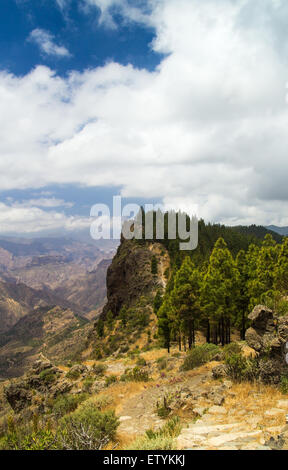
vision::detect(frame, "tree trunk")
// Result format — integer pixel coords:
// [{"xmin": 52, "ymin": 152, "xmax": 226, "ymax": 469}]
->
[
  {"xmin": 241, "ymin": 311, "xmax": 246, "ymax": 340},
  {"xmin": 206, "ymin": 319, "xmax": 210, "ymax": 343},
  {"xmin": 221, "ymin": 316, "xmax": 225, "ymax": 346}
]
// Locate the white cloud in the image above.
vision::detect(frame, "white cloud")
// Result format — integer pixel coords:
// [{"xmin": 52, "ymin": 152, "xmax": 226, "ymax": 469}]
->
[
  {"xmin": 82, "ymin": 0, "xmax": 151, "ymax": 28},
  {"xmin": 0, "ymin": 201, "xmax": 90, "ymax": 234},
  {"xmin": 55, "ymin": 0, "xmax": 69, "ymax": 9},
  {"xmin": 28, "ymin": 28, "xmax": 71, "ymax": 57},
  {"xmin": 11, "ymin": 198, "xmax": 74, "ymax": 209},
  {"xmin": 2, "ymin": 0, "xmax": 288, "ymax": 226}
]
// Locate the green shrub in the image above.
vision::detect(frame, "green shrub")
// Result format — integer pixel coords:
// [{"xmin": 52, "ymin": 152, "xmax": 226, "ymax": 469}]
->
[
  {"xmin": 181, "ymin": 344, "xmax": 220, "ymax": 371},
  {"xmin": 82, "ymin": 377, "xmax": 94, "ymax": 392},
  {"xmin": 52, "ymin": 393, "xmax": 87, "ymax": 417},
  {"xmin": 66, "ymin": 369, "xmax": 81, "ymax": 380},
  {"xmin": 157, "ymin": 357, "xmax": 168, "ymax": 370},
  {"xmin": 225, "ymin": 353, "xmax": 258, "ymax": 382},
  {"xmin": 1, "ymin": 416, "xmax": 58, "ymax": 450},
  {"xmin": 59, "ymin": 402, "xmax": 119, "ymax": 450},
  {"xmin": 126, "ymin": 416, "xmax": 181, "ymax": 450},
  {"xmin": 136, "ymin": 357, "xmax": 147, "ymax": 367},
  {"xmin": 92, "ymin": 348, "xmax": 103, "ymax": 360},
  {"xmin": 120, "ymin": 367, "xmax": 149, "ymax": 383},
  {"xmin": 156, "ymin": 395, "xmax": 172, "ymax": 419},
  {"xmin": 92, "ymin": 363, "xmax": 107, "ymax": 376},
  {"xmin": 79, "ymin": 395, "xmax": 112, "ymax": 411},
  {"xmin": 39, "ymin": 369, "xmax": 57, "ymax": 384},
  {"xmin": 127, "ymin": 435, "xmax": 174, "ymax": 450},
  {"xmin": 280, "ymin": 375, "xmax": 288, "ymax": 394},
  {"xmin": 105, "ymin": 375, "xmax": 118, "ymax": 387},
  {"xmin": 222, "ymin": 342, "xmax": 242, "ymax": 360},
  {"xmin": 151, "ymin": 256, "xmax": 158, "ymax": 275}
]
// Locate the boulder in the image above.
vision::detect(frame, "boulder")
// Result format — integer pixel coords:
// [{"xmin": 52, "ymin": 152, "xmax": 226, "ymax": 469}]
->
[
  {"xmin": 248, "ymin": 305, "xmax": 273, "ymax": 330},
  {"xmin": 50, "ymin": 379, "xmax": 72, "ymax": 398},
  {"xmin": 4, "ymin": 381, "xmax": 32, "ymax": 412},
  {"xmin": 32, "ymin": 358, "xmax": 54, "ymax": 375},
  {"xmin": 213, "ymin": 394, "xmax": 225, "ymax": 406},
  {"xmin": 259, "ymin": 358, "xmax": 284, "ymax": 385},
  {"xmin": 265, "ymin": 425, "xmax": 288, "ymax": 450},
  {"xmin": 245, "ymin": 305, "xmax": 275, "ymax": 353},
  {"xmin": 212, "ymin": 364, "xmax": 227, "ymax": 379},
  {"xmin": 245, "ymin": 327, "xmax": 263, "ymax": 352},
  {"xmin": 245, "ymin": 305, "xmax": 288, "ymax": 384}
]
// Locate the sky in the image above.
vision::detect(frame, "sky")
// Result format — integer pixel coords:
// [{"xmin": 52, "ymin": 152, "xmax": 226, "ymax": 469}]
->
[{"xmin": 1, "ymin": 0, "xmax": 288, "ymax": 237}]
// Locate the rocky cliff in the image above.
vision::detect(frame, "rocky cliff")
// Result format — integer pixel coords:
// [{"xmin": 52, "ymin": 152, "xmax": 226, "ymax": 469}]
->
[
  {"xmin": 88, "ymin": 238, "xmax": 170, "ymax": 357},
  {"xmin": 245, "ymin": 305, "xmax": 288, "ymax": 384},
  {"xmin": 101, "ymin": 239, "xmax": 160, "ymax": 318}
]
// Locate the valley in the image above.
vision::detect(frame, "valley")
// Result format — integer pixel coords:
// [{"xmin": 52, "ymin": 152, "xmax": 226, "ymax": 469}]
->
[{"xmin": 1, "ymin": 220, "xmax": 288, "ymax": 451}]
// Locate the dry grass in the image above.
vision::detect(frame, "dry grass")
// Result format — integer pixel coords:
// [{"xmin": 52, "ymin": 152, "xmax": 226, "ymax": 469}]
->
[
  {"xmin": 104, "ymin": 381, "xmax": 153, "ymax": 415},
  {"xmin": 223, "ymin": 382, "xmax": 287, "ymax": 430}
]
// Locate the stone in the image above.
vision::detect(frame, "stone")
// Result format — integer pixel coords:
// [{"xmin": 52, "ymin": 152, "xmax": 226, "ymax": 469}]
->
[
  {"xmin": 264, "ymin": 408, "xmax": 285, "ymax": 417},
  {"xmin": 212, "ymin": 364, "xmax": 227, "ymax": 379},
  {"xmin": 277, "ymin": 400, "xmax": 288, "ymax": 409},
  {"xmin": 213, "ymin": 394, "xmax": 225, "ymax": 406},
  {"xmin": 208, "ymin": 405, "xmax": 227, "ymax": 415},
  {"xmin": 266, "ymin": 426, "xmax": 283, "ymax": 434},
  {"xmin": 180, "ymin": 422, "xmax": 241, "ymax": 435},
  {"xmin": 259, "ymin": 358, "xmax": 283, "ymax": 384},
  {"xmin": 223, "ymin": 380, "xmax": 233, "ymax": 389},
  {"xmin": 119, "ymin": 416, "xmax": 132, "ymax": 422},
  {"xmin": 32, "ymin": 358, "xmax": 54, "ymax": 375},
  {"xmin": 207, "ymin": 430, "xmax": 262, "ymax": 448},
  {"xmin": 248, "ymin": 305, "xmax": 273, "ymax": 329},
  {"xmin": 50, "ymin": 379, "xmax": 72, "ymax": 397},
  {"xmin": 4, "ymin": 381, "xmax": 32, "ymax": 412},
  {"xmin": 68, "ymin": 364, "xmax": 88, "ymax": 376},
  {"xmin": 192, "ymin": 406, "xmax": 206, "ymax": 417},
  {"xmin": 245, "ymin": 327, "xmax": 263, "ymax": 352},
  {"xmin": 241, "ymin": 444, "xmax": 271, "ymax": 451}
]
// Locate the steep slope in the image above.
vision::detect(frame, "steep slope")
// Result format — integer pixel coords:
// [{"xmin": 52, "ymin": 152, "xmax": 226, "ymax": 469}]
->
[
  {"xmin": 0, "ymin": 305, "xmax": 91, "ymax": 378},
  {"xmin": 0, "ymin": 280, "xmax": 79, "ymax": 334},
  {"xmin": 88, "ymin": 239, "xmax": 170, "ymax": 358},
  {"xmin": 54, "ymin": 259, "xmax": 110, "ymax": 317},
  {"xmin": 0, "ymin": 236, "xmax": 113, "ymax": 318},
  {"xmin": 102, "ymin": 239, "xmax": 157, "ymax": 317}
]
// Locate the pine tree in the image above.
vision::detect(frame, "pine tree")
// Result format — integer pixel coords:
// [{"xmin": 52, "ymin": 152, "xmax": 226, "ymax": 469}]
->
[
  {"xmin": 236, "ymin": 250, "xmax": 249, "ymax": 339},
  {"xmin": 274, "ymin": 237, "xmax": 288, "ymax": 294},
  {"xmin": 119, "ymin": 306, "xmax": 128, "ymax": 328},
  {"xmin": 151, "ymin": 255, "xmax": 158, "ymax": 275},
  {"xmin": 248, "ymin": 234, "xmax": 278, "ymax": 308},
  {"xmin": 201, "ymin": 238, "xmax": 239, "ymax": 345},
  {"xmin": 154, "ymin": 290, "xmax": 163, "ymax": 314},
  {"xmin": 170, "ymin": 257, "xmax": 201, "ymax": 349},
  {"xmin": 157, "ymin": 297, "xmax": 173, "ymax": 353},
  {"xmin": 96, "ymin": 318, "xmax": 104, "ymax": 338}
]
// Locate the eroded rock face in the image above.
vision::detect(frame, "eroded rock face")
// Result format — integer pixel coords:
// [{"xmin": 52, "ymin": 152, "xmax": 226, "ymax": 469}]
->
[
  {"xmin": 245, "ymin": 305, "xmax": 274, "ymax": 353},
  {"xmin": 245, "ymin": 305, "xmax": 288, "ymax": 384},
  {"xmin": 4, "ymin": 381, "xmax": 32, "ymax": 412},
  {"xmin": 4, "ymin": 357, "xmax": 67, "ymax": 412},
  {"xmin": 101, "ymin": 239, "xmax": 155, "ymax": 318}
]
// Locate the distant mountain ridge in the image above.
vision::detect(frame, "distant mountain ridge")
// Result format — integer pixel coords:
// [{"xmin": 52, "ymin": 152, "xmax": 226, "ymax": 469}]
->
[
  {"xmin": 0, "ymin": 236, "xmax": 113, "ymax": 318},
  {"xmin": 266, "ymin": 225, "xmax": 288, "ymax": 236}
]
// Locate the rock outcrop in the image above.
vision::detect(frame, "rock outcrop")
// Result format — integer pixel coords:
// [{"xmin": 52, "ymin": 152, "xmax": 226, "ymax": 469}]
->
[
  {"xmin": 101, "ymin": 239, "xmax": 156, "ymax": 318},
  {"xmin": 245, "ymin": 305, "xmax": 288, "ymax": 384}
]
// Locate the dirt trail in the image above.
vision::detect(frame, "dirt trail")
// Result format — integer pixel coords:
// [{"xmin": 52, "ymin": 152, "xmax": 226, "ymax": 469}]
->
[
  {"xmin": 116, "ymin": 371, "xmax": 209, "ymax": 437},
  {"xmin": 113, "ymin": 360, "xmax": 288, "ymax": 450}
]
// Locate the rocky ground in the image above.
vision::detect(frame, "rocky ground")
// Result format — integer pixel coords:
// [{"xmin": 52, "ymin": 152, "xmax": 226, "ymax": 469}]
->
[
  {"xmin": 114, "ymin": 360, "xmax": 288, "ymax": 450},
  {"xmin": 2, "ymin": 302, "xmax": 288, "ymax": 451}
]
